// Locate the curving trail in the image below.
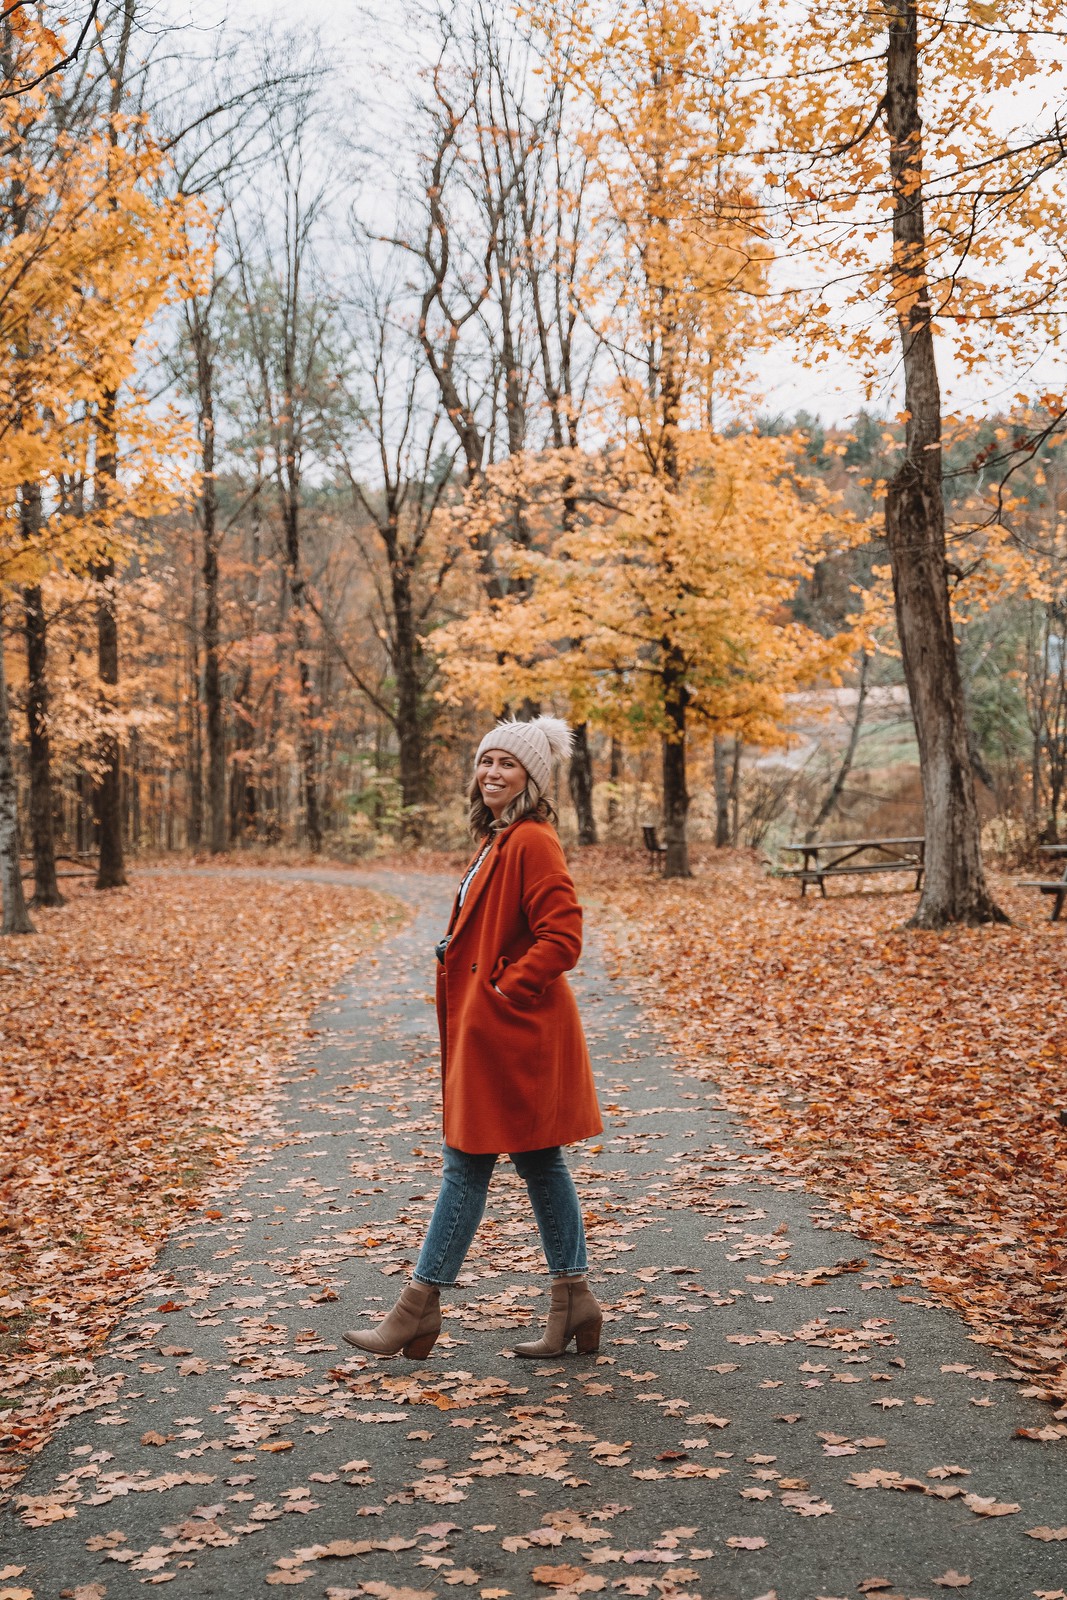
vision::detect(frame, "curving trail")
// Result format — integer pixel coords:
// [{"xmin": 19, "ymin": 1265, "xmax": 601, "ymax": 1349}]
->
[{"xmin": 3, "ymin": 865, "xmax": 1064, "ymax": 1600}]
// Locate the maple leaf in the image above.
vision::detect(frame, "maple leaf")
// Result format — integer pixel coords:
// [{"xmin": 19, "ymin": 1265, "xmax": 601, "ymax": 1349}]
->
[
  {"xmin": 531, "ymin": 1566, "xmax": 585, "ymax": 1587},
  {"xmin": 962, "ymin": 1494, "xmax": 1020, "ymax": 1517},
  {"xmin": 932, "ymin": 1575, "xmax": 973, "ymax": 1589}
]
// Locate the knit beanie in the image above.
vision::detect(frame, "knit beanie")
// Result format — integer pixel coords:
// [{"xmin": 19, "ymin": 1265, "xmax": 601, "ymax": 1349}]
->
[{"xmin": 474, "ymin": 715, "xmax": 574, "ymax": 795}]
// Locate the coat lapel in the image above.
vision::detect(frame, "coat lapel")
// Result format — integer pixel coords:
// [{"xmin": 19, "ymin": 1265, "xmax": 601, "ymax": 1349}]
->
[{"xmin": 448, "ymin": 834, "xmax": 502, "ymax": 941}]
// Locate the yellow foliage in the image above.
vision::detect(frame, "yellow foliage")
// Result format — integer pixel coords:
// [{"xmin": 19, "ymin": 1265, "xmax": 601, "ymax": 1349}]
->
[
  {"xmin": 0, "ymin": 13, "xmax": 209, "ymax": 591},
  {"xmin": 532, "ymin": 0, "xmax": 772, "ymax": 446},
  {"xmin": 434, "ymin": 434, "xmax": 866, "ymax": 745},
  {"xmin": 748, "ymin": 0, "xmax": 1067, "ymax": 395}
]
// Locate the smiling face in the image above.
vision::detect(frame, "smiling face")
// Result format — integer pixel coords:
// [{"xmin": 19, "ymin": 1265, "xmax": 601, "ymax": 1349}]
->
[{"xmin": 476, "ymin": 748, "xmax": 529, "ymax": 818}]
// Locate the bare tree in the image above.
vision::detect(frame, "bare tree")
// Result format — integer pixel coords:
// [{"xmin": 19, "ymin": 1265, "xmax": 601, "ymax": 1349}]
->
[
  {"xmin": 228, "ymin": 69, "xmax": 335, "ymax": 851},
  {"xmin": 331, "ymin": 252, "xmax": 460, "ymax": 828},
  {"xmin": 397, "ymin": 3, "xmax": 605, "ymax": 836}
]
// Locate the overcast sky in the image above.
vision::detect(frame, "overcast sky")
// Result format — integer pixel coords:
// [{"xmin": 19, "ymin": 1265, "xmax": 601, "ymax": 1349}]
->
[{"xmin": 160, "ymin": 0, "xmax": 1065, "ymax": 430}]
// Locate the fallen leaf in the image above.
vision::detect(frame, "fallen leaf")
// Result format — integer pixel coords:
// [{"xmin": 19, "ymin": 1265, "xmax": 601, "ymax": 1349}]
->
[
  {"xmin": 962, "ymin": 1494, "xmax": 1020, "ymax": 1517},
  {"xmin": 361, "ymin": 1586, "xmax": 437, "ymax": 1600}
]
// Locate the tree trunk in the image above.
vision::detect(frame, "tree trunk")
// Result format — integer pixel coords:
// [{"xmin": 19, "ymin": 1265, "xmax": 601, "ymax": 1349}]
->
[
  {"xmin": 92, "ymin": 554, "xmax": 127, "ymax": 889},
  {"xmin": 607, "ymin": 736, "xmax": 621, "ymax": 826},
  {"xmin": 805, "ymin": 650, "xmax": 870, "ymax": 842},
  {"xmin": 0, "ymin": 615, "xmax": 35, "ymax": 935},
  {"xmin": 129, "ymin": 728, "xmax": 141, "ymax": 847},
  {"xmin": 187, "ymin": 552, "xmax": 203, "ymax": 849},
  {"xmin": 730, "ymin": 738, "xmax": 742, "ymax": 845},
  {"xmin": 391, "ymin": 549, "xmax": 426, "ymax": 831},
  {"xmin": 92, "ymin": 383, "xmax": 127, "ymax": 889},
  {"xmin": 884, "ymin": 0, "xmax": 1004, "ymax": 927},
  {"xmin": 713, "ymin": 735, "xmax": 731, "ymax": 847},
  {"xmin": 230, "ymin": 662, "xmax": 257, "ymax": 842},
  {"xmin": 661, "ymin": 653, "xmax": 691, "ymax": 877},
  {"xmin": 23, "ymin": 572, "xmax": 63, "ymax": 906},
  {"xmin": 197, "ymin": 325, "xmax": 226, "ymax": 854},
  {"xmin": 569, "ymin": 722, "xmax": 597, "ymax": 846},
  {"xmin": 291, "ymin": 606, "xmax": 321, "ymax": 850}
]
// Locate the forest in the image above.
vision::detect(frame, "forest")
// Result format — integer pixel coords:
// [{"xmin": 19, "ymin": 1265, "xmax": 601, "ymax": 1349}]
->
[
  {"xmin": 4, "ymin": 9, "xmax": 1067, "ymax": 1586},
  {"xmin": 1, "ymin": 0, "xmax": 1067, "ymax": 929}
]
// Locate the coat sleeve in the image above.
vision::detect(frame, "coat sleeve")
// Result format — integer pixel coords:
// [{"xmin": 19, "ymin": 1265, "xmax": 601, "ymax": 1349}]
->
[{"xmin": 492, "ymin": 825, "xmax": 583, "ymax": 1006}]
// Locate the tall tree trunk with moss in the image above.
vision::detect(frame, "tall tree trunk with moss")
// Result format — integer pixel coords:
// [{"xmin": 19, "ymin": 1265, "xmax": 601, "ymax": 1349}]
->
[{"xmin": 883, "ymin": 0, "xmax": 1004, "ymax": 926}]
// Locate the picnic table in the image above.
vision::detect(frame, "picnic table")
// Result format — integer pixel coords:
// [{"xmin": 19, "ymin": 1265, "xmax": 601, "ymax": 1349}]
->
[
  {"xmin": 782, "ymin": 835, "xmax": 925, "ymax": 898},
  {"xmin": 1018, "ymin": 844, "xmax": 1067, "ymax": 921}
]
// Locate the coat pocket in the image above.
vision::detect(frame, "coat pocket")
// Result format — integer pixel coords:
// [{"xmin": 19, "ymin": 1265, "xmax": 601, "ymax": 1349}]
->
[{"xmin": 487, "ymin": 960, "xmax": 538, "ymax": 1012}]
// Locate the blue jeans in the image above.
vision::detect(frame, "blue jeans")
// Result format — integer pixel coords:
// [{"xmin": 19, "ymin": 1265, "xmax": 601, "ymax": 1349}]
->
[{"xmin": 413, "ymin": 1143, "xmax": 588, "ymax": 1288}]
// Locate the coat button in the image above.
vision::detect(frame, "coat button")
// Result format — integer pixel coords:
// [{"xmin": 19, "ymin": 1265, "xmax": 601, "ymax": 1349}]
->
[{"xmin": 471, "ymin": 963, "xmax": 477, "ymax": 972}]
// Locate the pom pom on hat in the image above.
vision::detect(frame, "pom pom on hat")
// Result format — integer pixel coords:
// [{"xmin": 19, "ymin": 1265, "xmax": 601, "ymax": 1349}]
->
[{"xmin": 474, "ymin": 714, "xmax": 573, "ymax": 794}]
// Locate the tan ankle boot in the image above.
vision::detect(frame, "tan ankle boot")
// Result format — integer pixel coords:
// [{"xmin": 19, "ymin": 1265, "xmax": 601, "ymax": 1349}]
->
[
  {"xmin": 513, "ymin": 1276, "xmax": 602, "ymax": 1358},
  {"xmin": 343, "ymin": 1281, "xmax": 441, "ymax": 1359}
]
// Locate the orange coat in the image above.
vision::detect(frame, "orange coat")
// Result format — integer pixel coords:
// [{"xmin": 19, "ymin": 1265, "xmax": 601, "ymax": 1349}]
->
[{"xmin": 436, "ymin": 817, "xmax": 603, "ymax": 1155}]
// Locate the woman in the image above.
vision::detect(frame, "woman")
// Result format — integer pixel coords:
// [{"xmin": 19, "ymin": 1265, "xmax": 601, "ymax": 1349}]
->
[{"xmin": 343, "ymin": 715, "xmax": 604, "ymax": 1361}]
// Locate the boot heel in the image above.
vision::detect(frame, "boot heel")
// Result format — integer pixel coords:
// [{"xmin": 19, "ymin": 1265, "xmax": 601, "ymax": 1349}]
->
[
  {"xmin": 402, "ymin": 1330, "xmax": 439, "ymax": 1360},
  {"xmin": 573, "ymin": 1318, "xmax": 602, "ymax": 1355}
]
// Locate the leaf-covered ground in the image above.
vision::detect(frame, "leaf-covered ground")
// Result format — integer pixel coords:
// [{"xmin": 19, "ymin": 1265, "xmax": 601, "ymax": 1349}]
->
[
  {"xmin": 577, "ymin": 852, "xmax": 1067, "ymax": 1399},
  {"xmin": 0, "ymin": 872, "xmax": 401, "ymax": 1472},
  {"xmin": 4, "ymin": 864, "xmax": 1064, "ymax": 1600}
]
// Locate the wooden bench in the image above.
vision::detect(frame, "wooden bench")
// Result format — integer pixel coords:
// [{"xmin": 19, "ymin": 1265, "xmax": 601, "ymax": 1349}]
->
[
  {"xmin": 642, "ymin": 824, "xmax": 668, "ymax": 873},
  {"xmin": 1018, "ymin": 845, "xmax": 1067, "ymax": 922},
  {"xmin": 781, "ymin": 836, "xmax": 925, "ymax": 899}
]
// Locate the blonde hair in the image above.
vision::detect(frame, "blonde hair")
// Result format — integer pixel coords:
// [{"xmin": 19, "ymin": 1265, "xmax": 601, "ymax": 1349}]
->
[{"xmin": 467, "ymin": 773, "xmax": 558, "ymax": 841}]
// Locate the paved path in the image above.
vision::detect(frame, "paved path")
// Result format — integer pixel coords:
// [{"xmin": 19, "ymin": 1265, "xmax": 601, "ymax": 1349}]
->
[{"xmin": 4, "ymin": 867, "xmax": 1065, "ymax": 1600}]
